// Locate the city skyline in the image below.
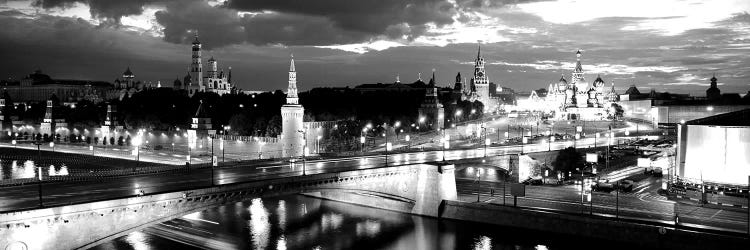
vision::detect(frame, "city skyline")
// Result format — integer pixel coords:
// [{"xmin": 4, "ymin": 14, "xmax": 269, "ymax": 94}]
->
[{"xmin": 1, "ymin": 0, "xmax": 750, "ymax": 95}]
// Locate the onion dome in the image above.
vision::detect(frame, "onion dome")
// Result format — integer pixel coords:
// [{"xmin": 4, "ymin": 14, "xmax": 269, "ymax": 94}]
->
[
  {"xmin": 557, "ymin": 74, "xmax": 568, "ymax": 89},
  {"xmin": 593, "ymin": 74, "xmax": 605, "ymax": 87}
]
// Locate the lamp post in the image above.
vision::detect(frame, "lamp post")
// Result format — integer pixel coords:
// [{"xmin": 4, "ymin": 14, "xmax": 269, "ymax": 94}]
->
[
  {"xmin": 574, "ymin": 133, "xmax": 580, "ymax": 148},
  {"xmin": 298, "ymin": 130, "xmax": 307, "ymax": 176},
  {"xmin": 90, "ymin": 145, "xmax": 94, "ymax": 155},
  {"xmin": 11, "ymin": 139, "xmax": 16, "ymax": 148},
  {"xmin": 220, "ymin": 138, "xmax": 224, "ymax": 163},
  {"xmin": 521, "ymin": 136, "xmax": 528, "ymax": 154},
  {"xmin": 405, "ymin": 135, "xmax": 410, "ymax": 150},
  {"xmin": 132, "ymin": 136, "xmax": 142, "ymax": 172},
  {"xmin": 37, "ymin": 167, "xmax": 43, "ymax": 207},
  {"xmin": 442, "ymin": 132, "xmax": 449, "ymax": 162},
  {"xmin": 361, "ymin": 127, "xmax": 367, "ymax": 154},
  {"xmin": 50, "ymin": 142, "xmax": 54, "ymax": 152},
  {"xmin": 316, "ymin": 135, "xmax": 322, "ymax": 154},
  {"xmin": 549, "ymin": 136, "xmax": 554, "ymax": 151},
  {"xmin": 481, "ymin": 125, "xmax": 488, "ymax": 157}
]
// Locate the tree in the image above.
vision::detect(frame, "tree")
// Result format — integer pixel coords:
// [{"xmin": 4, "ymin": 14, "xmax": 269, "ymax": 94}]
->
[
  {"xmin": 117, "ymin": 136, "xmax": 124, "ymax": 146},
  {"xmin": 608, "ymin": 103, "xmax": 624, "ymax": 120},
  {"xmin": 102, "ymin": 136, "xmax": 107, "ymax": 146},
  {"xmin": 552, "ymin": 147, "xmax": 584, "ymax": 175},
  {"xmin": 94, "ymin": 137, "xmax": 99, "ymax": 145},
  {"xmin": 86, "ymin": 136, "xmax": 92, "ymax": 144},
  {"xmin": 125, "ymin": 135, "xmax": 131, "ymax": 146},
  {"xmin": 110, "ymin": 137, "xmax": 115, "ymax": 145}
]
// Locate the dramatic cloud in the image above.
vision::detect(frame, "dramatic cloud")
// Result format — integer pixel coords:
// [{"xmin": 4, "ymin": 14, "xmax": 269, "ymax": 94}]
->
[{"xmin": 0, "ymin": 0, "xmax": 749, "ymax": 95}]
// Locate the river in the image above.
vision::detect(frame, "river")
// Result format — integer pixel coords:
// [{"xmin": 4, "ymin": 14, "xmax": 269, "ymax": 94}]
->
[{"xmin": 91, "ymin": 195, "xmax": 632, "ymax": 250}]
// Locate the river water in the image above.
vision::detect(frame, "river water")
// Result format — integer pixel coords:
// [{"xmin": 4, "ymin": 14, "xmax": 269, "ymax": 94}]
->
[{"xmin": 91, "ymin": 195, "xmax": 634, "ymax": 250}]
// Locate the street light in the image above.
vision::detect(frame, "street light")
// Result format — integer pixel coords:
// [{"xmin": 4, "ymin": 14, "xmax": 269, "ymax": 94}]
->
[
  {"xmin": 49, "ymin": 142, "xmax": 54, "ymax": 152},
  {"xmin": 549, "ymin": 136, "xmax": 554, "ymax": 151},
  {"xmin": 297, "ymin": 130, "xmax": 307, "ymax": 176},
  {"xmin": 521, "ymin": 136, "xmax": 528, "ymax": 154},
  {"xmin": 442, "ymin": 134, "xmax": 450, "ymax": 161},
  {"xmin": 11, "ymin": 139, "xmax": 16, "ymax": 148},
  {"xmin": 316, "ymin": 135, "xmax": 322, "ymax": 154},
  {"xmin": 220, "ymin": 138, "xmax": 224, "ymax": 163},
  {"xmin": 574, "ymin": 133, "xmax": 580, "ymax": 148},
  {"xmin": 405, "ymin": 135, "xmax": 411, "ymax": 149},
  {"xmin": 132, "ymin": 136, "xmax": 142, "ymax": 172}
]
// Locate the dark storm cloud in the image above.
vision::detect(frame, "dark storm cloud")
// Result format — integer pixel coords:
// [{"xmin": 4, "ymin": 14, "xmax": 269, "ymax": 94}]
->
[
  {"xmin": 0, "ymin": 11, "xmax": 186, "ymax": 82},
  {"xmin": 225, "ymin": 0, "xmax": 455, "ymax": 35},
  {"xmin": 32, "ymin": 0, "xmax": 159, "ymax": 23},
  {"xmin": 154, "ymin": 0, "xmax": 245, "ymax": 48}
]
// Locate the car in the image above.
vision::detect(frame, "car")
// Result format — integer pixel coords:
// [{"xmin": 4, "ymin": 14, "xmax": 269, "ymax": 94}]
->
[
  {"xmin": 619, "ymin": 180, "xmax": 634, "ymax": 192},
  {"xmin": 522, "ymin": 177, "xmax": 543, "ymax": 185},
  {"xmin": 594, "ymin": 181, "xmax": 615, "ymax": 192}
]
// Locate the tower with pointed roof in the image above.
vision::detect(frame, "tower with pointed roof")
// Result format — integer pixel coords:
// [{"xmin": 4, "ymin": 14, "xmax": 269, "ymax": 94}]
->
[
  {"xmin": 189, "ymin": 33, "xmax": 203, "ymax": 94},
  {"xmin": 471, "ymin": 44, "xmax": 491, "ymax": 111},
  {"xmin": 281, "ymin": 55, "xmax": 305, "ymax": 157},
  {"xmin": 706, "ymin": 73, "xmax": 721, "ymax": 101},
  {"xmin": 40, "ymin": 98, "xmax": 54, "ymax": 136}
]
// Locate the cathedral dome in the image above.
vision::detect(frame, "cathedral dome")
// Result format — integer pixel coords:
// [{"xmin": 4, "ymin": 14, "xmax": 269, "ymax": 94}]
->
[
  {"xmin": 557, "ymin": 74, "xmax": 568, "ymax": 89},
  {"xmin": 593, "ymin": 75, "xmax": 604, "ymax": 87}
]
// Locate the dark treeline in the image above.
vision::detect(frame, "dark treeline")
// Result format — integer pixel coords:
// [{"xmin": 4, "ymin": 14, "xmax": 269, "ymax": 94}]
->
[{"xmin": 2, "ymin": 87, "xmax": 486, "ymax": 137}]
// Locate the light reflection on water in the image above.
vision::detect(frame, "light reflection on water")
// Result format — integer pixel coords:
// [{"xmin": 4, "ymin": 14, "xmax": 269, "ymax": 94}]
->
[
  {"xmin": 0, "ymin": 159, "xmax": 69, "ymax": 180},
  {"xmin": 94, "ymin": 195, "xmax": 637, "ymax": 250}
]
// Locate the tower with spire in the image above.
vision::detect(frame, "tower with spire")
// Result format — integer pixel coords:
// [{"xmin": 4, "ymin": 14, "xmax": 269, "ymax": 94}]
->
[
  {"xmin": 470, "ymin": 44, "xmax": 491, "ymax": 111},
  {"xmin": 281, "ymin": 55, "xmax": 305, "ymax": 157}
]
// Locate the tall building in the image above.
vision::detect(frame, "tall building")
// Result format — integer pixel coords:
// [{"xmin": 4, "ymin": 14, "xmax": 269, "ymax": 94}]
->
[
  {"xmin": 706, "ymin": 74, "xmax": 721, "ymax": 101},
  {"xmin": 189, "ymin": 34, "xmax": 203, "ymax": 93},
  {"xmin": 471, "ymin": 45, "xmax": 491, "ymax": 110},
  {"xmin": 182, "ymin": 34, "xmax": 233, "ymax": 96},
  {"xmin": 281, "ymin": 55, "xmax": 305, "ymax": 157}
]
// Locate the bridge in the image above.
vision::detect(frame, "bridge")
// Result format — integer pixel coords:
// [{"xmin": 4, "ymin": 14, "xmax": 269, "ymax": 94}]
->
[{"xmin": 0, "ymin": 163, "xmax": 457, "ymax": 250}]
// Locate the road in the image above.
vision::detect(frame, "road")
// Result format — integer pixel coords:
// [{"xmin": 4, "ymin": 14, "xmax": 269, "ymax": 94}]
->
[
  {"xmin": 0, "ymin": 135, "xmax": 631, "ymax": 210},
  {"xmin": 455, "ymin": 177, "xmax": 749, "ymax": 233},
  {"xmin": 1, "ymin": 132, "xmax": 745, "ymax": 234}
]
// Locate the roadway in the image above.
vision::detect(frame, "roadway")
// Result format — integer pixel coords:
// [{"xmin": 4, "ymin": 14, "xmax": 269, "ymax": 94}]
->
[
  {"xmin": 455, "ymin": 177, "xmax": 749, "ymax": 233},
  {"xmin": 0, "ymin": 135, "xmax": 622, "ymax": 211},
  {"xmin": 2, "ymin": 133, "xmax": 745, "ymax": 233}
]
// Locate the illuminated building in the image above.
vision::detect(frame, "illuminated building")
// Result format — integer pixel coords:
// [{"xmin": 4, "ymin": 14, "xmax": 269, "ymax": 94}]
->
[
  {"xmin": 676, "ymin": 108, "xmax": 750, "ymax": 186},
  {"xmin": 179, "ymin": 34, "xmax": 233, "ymax": 96},
  {"xmin": 281, "ymin": 55, "xmax": 305, "ymax": 157},
  {"xmin": 542, "ymin": 50, "xmax": 618, "ymax": 120}
]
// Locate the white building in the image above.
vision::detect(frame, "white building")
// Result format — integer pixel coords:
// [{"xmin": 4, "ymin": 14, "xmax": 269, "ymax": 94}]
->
[
  {"xmin": 281, "ymin": 55, "xmax": 305, "ymax": 157},
  {"xmin": 180, "ymin": 34, "xmax": 233, "ymax": 96},
  {"xmin": 542, "ymin": 50, "xmax": 619, "ymax": 120}
]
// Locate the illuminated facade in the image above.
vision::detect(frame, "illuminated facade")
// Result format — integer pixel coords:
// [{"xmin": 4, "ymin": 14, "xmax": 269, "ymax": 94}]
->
[
  {"xmin": 543, "ymin": 50, "xmax": 618, "ymax": 120},
  {"xmin": 676, "ymin": 109, "xmax": 750, "ymax": 185},
  {"xmin": 180, "ymin": 34, "xmax": 233, "ymax": 96},
  {"xmin": 459, "ymin": 45, "xmax": 497, "ymax": 111},
  {"xmin": 281, "ymin": 55, "xmax": 305, "ymax": 157}
]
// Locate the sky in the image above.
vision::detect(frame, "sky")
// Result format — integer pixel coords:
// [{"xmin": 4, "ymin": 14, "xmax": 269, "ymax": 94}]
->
[{"xmin": 1, "ymin": 0, "xmax": 749, "ymax": 96}]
